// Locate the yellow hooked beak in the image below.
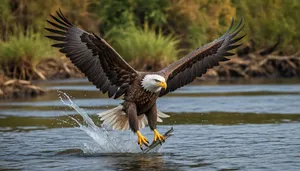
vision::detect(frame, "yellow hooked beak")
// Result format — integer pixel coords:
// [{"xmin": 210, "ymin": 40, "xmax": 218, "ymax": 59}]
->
[{"xmin": 157, "ymin": 81, "xmax": 167, "ymax": 89}]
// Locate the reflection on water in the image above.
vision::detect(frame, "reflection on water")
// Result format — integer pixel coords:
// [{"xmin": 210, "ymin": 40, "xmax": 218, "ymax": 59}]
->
[
  {"xmin": 1, "ymin": 78, "xmax": 300, "ymax": 170},
  {"xmin": 55, "ymin": 151, "xmax": 179, "ymax": 171},
  {"xmin": 108, "ymin": 154, "xmax": 177, "ymax": 171}
]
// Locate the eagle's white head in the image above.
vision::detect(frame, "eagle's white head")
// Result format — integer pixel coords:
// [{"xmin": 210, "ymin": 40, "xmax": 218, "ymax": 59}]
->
[{"xmin": 142, "ymin": 74, "xmax": 167, "ymax": 93}]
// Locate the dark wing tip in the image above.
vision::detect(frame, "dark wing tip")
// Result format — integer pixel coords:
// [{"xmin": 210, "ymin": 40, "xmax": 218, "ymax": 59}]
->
[
  {"xmin": 44, "ymin": 27, "xmax": 66, "ymax": 35},
  {"xmin": 220, "ymin": 57, "xmax": 230, "ymax": 61},
  {"xmin": 45, "ymin": 35, "xmax": 66, "ymax": 41},
  {"xmin": 227, "ymin": 43, "xmax": 243, "ymax": 50},
  {"xmin": 51, "ymin": 43, "xmax": 66, "ymax": 48},
  {"xmin": 221, "ymin": 17, "xmax": 243, "ymax": 39},
  {"xmin": 56, "ymin": 9, "xmax": 73, "ymax": 26},
  {"xmin": 226, "ymin": 17, "xmax": 235, "ymax": 33},
  {"xmin": 224, "ymin": 52, "xmax": 235, "ymax": 56},
  {"xmin": 231, "ymin": 17, "xmax": 244, "ymax": 33},
  {"xmin": 47, "ymin": 9, "xmax": 73, "ymax": 30},
  {"xmin": 230, "ymin": 34, "xmax": 247, "ymax": 44}
]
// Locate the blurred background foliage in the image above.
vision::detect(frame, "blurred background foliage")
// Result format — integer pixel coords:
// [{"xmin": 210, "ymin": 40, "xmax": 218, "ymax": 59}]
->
[{"xmin": 0, "ymin": 0, "xmax": 299, "ymax": 68}]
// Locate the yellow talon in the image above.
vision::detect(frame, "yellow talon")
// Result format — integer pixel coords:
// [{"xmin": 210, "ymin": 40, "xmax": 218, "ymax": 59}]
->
[
  {"xmin": 137, "ymin": 131, "xmax": 149, "ymax": 150},
  {"xmin": 153, "ymin": 129, "xmax": 165, "ymax": 143}
]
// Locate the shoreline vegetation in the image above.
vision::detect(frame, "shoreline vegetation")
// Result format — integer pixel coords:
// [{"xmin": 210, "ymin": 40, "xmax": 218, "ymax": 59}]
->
[
  {"xmin": 1, "ymin": 0, "xmax": 300, "ymax": 99},
  {"xmin": 1, "ymin": 50, "xmax": 299, "ymax": 100}
]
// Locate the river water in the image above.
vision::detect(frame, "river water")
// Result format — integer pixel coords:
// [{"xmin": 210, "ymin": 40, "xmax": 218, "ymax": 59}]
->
[{"xmin": 1, "ymin": 78, "xmax": 300, "ymax": 171}]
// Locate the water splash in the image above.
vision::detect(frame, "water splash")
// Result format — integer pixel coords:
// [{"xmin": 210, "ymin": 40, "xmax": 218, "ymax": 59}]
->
[{"xmin": 57, "ymin": 91, "xmax": 141, "ymax": 153}]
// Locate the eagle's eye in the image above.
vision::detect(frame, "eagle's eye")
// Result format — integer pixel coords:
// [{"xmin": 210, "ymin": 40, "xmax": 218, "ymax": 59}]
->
[{"xmin": 154, "ymin": 79, "xmax": 160, "ymax": 82}]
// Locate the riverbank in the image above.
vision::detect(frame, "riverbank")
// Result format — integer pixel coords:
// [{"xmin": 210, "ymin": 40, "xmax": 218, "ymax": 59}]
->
[
  {"xmin": 214, "ymin": 53, "xmax": 300, "ymax": 79},
  {"xmin": 0, "ymin": 57, "xmax": 83, "ymax": 100},
  {"xmin": 0, "ymin": 73, "xmax": 45, "ymax": 99},
  {"xmin": 1, "ymin": 52, "xmax": 300, "ymax": 100}
]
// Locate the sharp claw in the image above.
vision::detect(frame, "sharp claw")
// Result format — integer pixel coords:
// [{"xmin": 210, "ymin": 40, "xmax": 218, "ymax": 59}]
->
[
  {"xmin": 137, "ymin": 131, "xmax": 148, "ymax": 150},
  {"xmin": 153, "ymin": 129, "xmax": 165, "ymax": 144}
]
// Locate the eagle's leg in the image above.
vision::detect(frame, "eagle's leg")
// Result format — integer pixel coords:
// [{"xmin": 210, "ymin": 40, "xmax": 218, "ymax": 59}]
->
[
  {"xmin": 145, "ymin": 104, "xmax": 165, "ymax": 143},
  {"xmin": 126, "ymin": 102, "xmax": 149, "ymax": 149}
]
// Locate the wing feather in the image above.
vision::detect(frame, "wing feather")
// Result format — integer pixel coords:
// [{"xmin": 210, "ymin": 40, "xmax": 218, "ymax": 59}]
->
[
  {"xmin": 159, "ymin": 17, "xmax": 245, "ymax": 96},
  {"xmin": 45, "ymin": 10, "xmax": 137, "ymax": 98}
]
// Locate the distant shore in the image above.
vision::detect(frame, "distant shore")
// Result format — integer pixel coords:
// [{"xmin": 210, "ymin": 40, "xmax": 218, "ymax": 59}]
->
[{"xmin": 1, "ymin": 52, "xmax": 300, "ymax": 100}]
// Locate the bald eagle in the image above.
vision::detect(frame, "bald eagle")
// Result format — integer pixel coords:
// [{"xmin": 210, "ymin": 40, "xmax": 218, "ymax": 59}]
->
[{"xmin": 46, "ymin": 10, "xmax": 245, "ymax": 149}]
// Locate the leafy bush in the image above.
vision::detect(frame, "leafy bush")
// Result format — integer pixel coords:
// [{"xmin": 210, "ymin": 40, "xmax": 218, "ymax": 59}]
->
[
  {"xmin": 89, "ymin": 0, "xmax": 169, "ymax": 34},
  {"xmin": 233, "ymin": 0, "xmax": 300, "ymax": 53}
]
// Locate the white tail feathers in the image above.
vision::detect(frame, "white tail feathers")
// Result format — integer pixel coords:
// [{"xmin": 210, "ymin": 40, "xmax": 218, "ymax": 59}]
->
[
  {"xmin": 97, "ymin": 105, "xmax": 170, "ymax": 131},
  {"xmin": 157, "ymin": 110, "xmax": 170, "ymax": 122}
]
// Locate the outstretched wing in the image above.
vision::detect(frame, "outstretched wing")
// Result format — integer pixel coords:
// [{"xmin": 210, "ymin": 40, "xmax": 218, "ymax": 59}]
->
[
  {"xmin": 45, "ymin": 10, "xmax": 137, "ymax": 99},
  {"xmin": 159, "ymin": 18, "xmax": 245, "ymax": 96}
]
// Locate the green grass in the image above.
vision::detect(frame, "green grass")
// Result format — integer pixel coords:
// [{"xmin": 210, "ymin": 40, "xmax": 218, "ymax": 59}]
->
[
  {"xmin": 105, "ymin": 25, "xmax": 182, "ymax": 64},
  {"xmin": 0, "ymin": 30, "xmax": 56, "ymax": 65},
  {"xmin": 0, "ymin": 29, "xmax": 57, "ymax": 79}
]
